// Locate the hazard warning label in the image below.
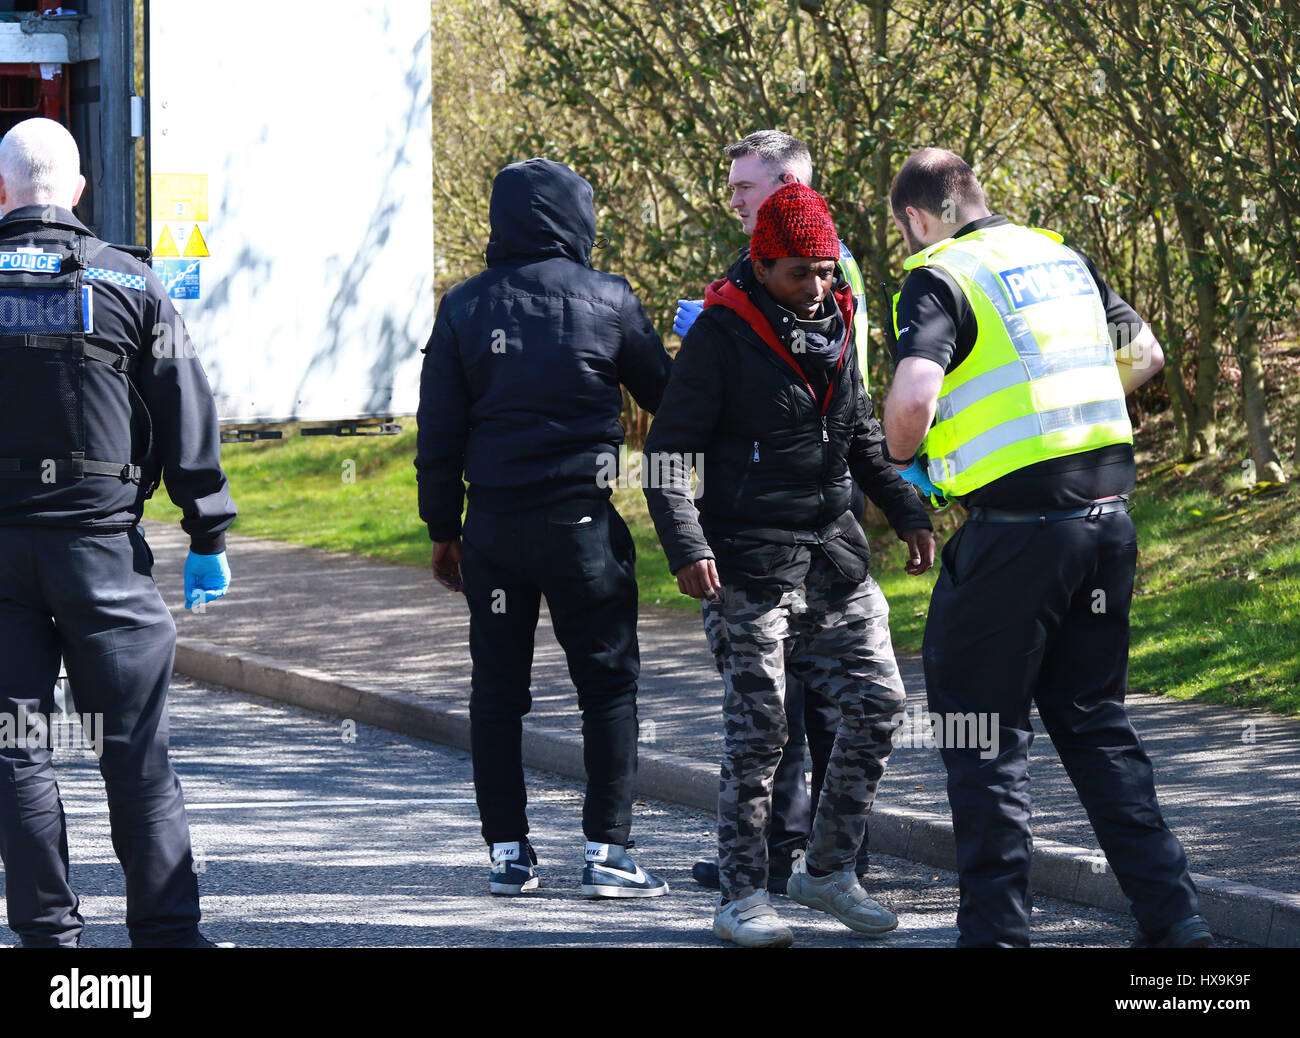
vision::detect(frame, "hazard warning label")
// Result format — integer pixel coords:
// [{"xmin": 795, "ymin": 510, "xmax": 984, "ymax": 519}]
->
[
  {"xmin": 183, "ymin": 225, "xmax": 209, "ymax": 257},
  {"xmin": 154, "ymin": 225, "xmax": 180, "ymax": 257}
]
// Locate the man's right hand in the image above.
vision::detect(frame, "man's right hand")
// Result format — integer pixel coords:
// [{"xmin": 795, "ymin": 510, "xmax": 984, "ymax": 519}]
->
[
  {"xmin": 184, "ymin": 550, "xmax": 231, "ymax": 611},
  {"xmin": 673, "ymin": 298, "xmax": 704, "ymax": 338},
  {"xmin": 432, "ymin": 539, "xmax": 464, "ymax": 593},
  {"xmin": 675, "ymin": 558, "xmax": 721, "ymax": 600}
]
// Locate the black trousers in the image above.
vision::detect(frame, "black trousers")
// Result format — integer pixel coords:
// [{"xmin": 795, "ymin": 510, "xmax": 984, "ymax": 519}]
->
[
  {"xmin": 461, "ymin": 497, "xmax": 640, "ymax": 848},
  {"xmin": 923, "ymin": 508, "xmax": 1199, "ymax": 947},
  {"xmin": 0, "ymin": 526, "xmax": 200, "ymax": 948}
]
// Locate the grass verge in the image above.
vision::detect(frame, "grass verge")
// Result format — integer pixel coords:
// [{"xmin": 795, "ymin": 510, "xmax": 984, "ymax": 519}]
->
[{"xmin": 146, "ymin": 418, "xmax": 1298, "ymax": 714}]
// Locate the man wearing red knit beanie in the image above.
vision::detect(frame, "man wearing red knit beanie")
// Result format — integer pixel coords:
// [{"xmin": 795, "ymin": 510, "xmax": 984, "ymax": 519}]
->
[{"xmin": 644, "ymin": 183, "xmax": 935, "ymax": 947}]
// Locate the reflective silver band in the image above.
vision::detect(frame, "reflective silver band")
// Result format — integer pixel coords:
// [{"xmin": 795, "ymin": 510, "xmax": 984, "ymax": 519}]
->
[
  {"xmin": 929, "ymin": 398, "xmax": 1130, "ymax": 484},
  {"xmin": 934, "ymin": 345, "xmax": 1117, "ymax": 423}
]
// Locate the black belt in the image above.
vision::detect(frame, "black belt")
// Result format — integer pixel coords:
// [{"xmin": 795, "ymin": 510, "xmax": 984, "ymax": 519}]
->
[
  {"xmin": 966, "ymin": 495, "xmax": 1132, "ymax": 524},
  {"xmin": 0, "ymin": 333, "xmax": 130, "ymax": 372},
  {"xmin": 706, "ymin": 509, "xmax": 858, "ymax": 546},
  {"xmin": 0, "ymin": 454, "xmax": 141, "ymax": 483}
]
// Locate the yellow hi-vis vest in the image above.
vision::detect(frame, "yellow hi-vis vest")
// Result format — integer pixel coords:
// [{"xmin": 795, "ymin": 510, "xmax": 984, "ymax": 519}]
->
[
  {"xmin": 894, "ymin": 223, "xmax": 1133, "ymax": 498},
  {"xmin": 837, "ymin": 240, "xmax": 870, "ymax": 389}
]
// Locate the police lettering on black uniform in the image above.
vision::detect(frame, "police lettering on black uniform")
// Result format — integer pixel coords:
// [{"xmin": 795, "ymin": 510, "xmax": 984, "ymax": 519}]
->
[
  {"xmin": 882, "ymin": 147, "xmax": 1210, "ymax": 949},
  {"xmin": 0, "ymin": 118, "xmax": 236, "ymax": 948}
]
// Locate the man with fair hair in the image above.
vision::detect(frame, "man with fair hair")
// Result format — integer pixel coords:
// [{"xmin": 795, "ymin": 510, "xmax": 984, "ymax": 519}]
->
[
  {"xmin": 0, "ymin": 118, "xmax": 236, "ymax": 947},
  {"xmin": 674, "ymin": 130, "xmax": 884, "ymax": 896},
  {"xmin": 882, "ymin": 146, "xmax": 1209, "ymax": 948},
  {"xmin": 675, "ymin": 131, "xmax": 870, "ymax": 378}
]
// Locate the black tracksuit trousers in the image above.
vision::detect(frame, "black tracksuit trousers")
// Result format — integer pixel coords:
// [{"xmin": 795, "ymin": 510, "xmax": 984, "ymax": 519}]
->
[
  {"xmin": 460, "ymin": 496, "xmax": 640, "ymax": 849},
  {"xmin": 769, "ymin": 676, "xmax": 870, "ymax": 873}
]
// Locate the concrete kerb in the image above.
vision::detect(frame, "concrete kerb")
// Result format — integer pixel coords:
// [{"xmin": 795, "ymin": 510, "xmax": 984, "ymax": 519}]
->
[{"xmin": 173, "ymin": 635, "xmax": 1293, "ymax": 947}]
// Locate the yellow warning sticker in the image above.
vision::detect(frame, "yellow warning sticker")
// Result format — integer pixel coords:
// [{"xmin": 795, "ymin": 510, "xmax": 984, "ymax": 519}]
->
[
  {"xmin": 182, "ymin": 225, "xmax": 209, "ymax": 258},
  {"xmin": 154, "ymin": 224, "xmax": 180, "ymax": 258},
  {"xmin": 151, "ymin": 174, "xmax": 209, "ymax": 222}
]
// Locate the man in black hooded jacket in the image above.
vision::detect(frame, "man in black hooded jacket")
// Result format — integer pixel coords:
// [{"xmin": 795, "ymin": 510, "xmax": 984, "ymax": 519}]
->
[{"xmin": 415, "ymin": 158, "xmax": 674, "ymax": 899}]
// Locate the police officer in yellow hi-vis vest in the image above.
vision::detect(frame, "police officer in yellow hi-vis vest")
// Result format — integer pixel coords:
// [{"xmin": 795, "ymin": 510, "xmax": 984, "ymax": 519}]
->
[
  {"xmin": 673, "ymin": 130, "xmax": 878, "ymax": 894},
  {"xmin": 881, "ymin": 148, "xmax": 1210, "ymax": 949}
]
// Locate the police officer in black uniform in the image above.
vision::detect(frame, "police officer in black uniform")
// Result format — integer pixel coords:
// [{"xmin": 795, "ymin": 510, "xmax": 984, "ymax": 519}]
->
[
  {"xmin": 882, "ymin": 148, "xmax": 1208, "ymax": 948},
  {"xmin": 0, "ymin": 118, "xmax": 236, "ymax": 947}
]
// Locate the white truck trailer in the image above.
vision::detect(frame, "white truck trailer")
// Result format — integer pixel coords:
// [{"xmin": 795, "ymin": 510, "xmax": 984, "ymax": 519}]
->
[{"xmin": 0, "ymin": 0, "xmax": 433, "ymax": 437}]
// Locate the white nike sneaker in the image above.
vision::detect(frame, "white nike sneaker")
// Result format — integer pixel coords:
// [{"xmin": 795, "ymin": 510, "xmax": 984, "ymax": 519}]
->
[
  {"xmin": 785, "ymin": 854, "xmax": 898, "ymax": 935},
  {"xmin": 580, "ymin": 843, "xmax": 669, "ymax": 898},
  {"xmin": 713, "ymin": 891, "xmax": 795, "ymax": 948}
]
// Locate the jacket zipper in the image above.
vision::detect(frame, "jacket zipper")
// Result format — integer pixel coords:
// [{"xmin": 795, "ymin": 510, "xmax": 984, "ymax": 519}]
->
[
  {"xmin": 731, "ymin": 320, "xmax": 844, "ymax": 522},
  {"xmin": 818, "ymin": 415, "xmax": 827, "ymax": 518},
  {"xmin": 731, "ymin": 440, "xmax": 758, "ymax": 512}
]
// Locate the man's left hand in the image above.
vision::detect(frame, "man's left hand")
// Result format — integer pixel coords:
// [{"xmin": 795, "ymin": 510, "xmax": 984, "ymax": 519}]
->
[
  {"xmin": 432, "ymin": 539, "xmax": 464, "ymax": 593},
  {"xmin": 902, "ymin": 529, "xmax": 936, "ymax": 576}
]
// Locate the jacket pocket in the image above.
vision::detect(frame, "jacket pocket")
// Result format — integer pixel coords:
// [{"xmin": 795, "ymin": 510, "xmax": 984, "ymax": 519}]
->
[
  {"xmin": 820, "ymin": 522, "xmax": 870, "ymax": 585},
  {"xmin": 711, "ymin": 534, "xmax": 801, "ymax": 589},
  {"xmin": 728, "ymin": 440, "xmax": 759, "ymax": 513}
]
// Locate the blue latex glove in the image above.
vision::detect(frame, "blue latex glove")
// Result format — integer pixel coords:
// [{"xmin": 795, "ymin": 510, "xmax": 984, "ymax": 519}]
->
[
  {"xmin": 895, "ymin": 459, "xmax": 947, "ymax": 507},
  {"xmin": 184, "ymin": 550, "xmax": 231, "ymax": 610},
  {"xmin": 674, "ymin": 298, "xmax": 704, "ymax": 338}
]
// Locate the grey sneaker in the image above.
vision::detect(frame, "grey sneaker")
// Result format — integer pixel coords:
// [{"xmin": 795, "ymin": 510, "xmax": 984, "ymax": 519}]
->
[
  {"xmin": 713, "ymin": 891, "xmax": 795, "ymax": 948},
  {"xmin": 785, "ymin": 855, "xmax": 898, "ymax": 936}
]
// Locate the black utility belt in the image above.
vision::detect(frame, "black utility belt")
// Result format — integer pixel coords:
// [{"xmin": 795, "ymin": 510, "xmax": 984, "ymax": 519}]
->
[
  {"xmin": 0, "ymin": 333, "xmax": 130, "ymax": 372},
  {"xmin": 706, "ymin": 509, "xmax": 858, "ymax": 546},
  {"xmin": 965, "ymin": 495, "xmax": 1132, "ymax": 524},
  {"xmin": 0, "ymin": 454, "xmax": 141, "ymax": 483}
]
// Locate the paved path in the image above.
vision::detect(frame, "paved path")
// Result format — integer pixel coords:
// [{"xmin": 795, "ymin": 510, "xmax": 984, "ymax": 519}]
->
[
  {"xmin": 147, "ymin": 519, "xmax": 1300, "ymax": 902},
  {"xmin": 8, "ymin": 678, "xmax": 1229, "ymax": 948}
]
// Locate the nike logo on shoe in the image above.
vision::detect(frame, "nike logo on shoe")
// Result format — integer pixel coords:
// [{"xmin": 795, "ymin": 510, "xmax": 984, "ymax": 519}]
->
[{"xmin": 590, "ymin": 861, "xmax": 649, "ymax": 884}]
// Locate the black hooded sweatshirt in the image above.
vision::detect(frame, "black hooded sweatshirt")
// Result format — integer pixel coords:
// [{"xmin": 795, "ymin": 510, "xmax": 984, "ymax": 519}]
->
[{"xmin": 415, "ymin": 159, "xmax": 673, "ymax": 541}]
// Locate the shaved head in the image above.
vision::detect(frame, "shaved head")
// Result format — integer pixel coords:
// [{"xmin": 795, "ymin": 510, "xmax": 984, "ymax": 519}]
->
[
  {"xmin": 0, "ymin": 117, "xmax": 85, "ymax": 213},
  {"xmin": 889, "ymin": 147, "xmax": 986, "ymax": 223}
]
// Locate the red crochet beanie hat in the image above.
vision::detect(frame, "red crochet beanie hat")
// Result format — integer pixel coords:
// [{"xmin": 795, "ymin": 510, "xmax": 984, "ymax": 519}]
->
[{"xmin": 749, "ymin": 182, "xmax": 839, "ymax": 262}]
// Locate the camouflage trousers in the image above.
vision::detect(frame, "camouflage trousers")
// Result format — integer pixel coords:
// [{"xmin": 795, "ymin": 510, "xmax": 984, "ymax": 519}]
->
[{"xmin": 702, "ymin": 554, "xmax": 907, "ymax": 903}]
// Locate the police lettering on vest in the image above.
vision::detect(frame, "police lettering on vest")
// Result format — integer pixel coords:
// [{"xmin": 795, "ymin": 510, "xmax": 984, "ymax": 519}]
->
[
  {"xmin": 0, "ymin": 230, "xmax": 141, "ymax": 485},
  {"xmin": 0, "ymin": 249, "xmax": 61, "ymax": 273},
  {"xmin": 892, "ymin": 223, "xmax": 1132, "ymax": 498}
]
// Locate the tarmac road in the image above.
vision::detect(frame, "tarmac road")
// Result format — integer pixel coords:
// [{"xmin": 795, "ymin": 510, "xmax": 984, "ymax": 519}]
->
[{"xmin": 0, "ymin": 678, "xmax": 1249, "ymax": 948}]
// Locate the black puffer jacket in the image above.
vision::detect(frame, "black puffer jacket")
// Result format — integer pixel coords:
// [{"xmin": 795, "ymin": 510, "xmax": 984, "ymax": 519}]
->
[
  {"xmin": 416, "ymin": 159, "xmax": 673, "ymax": 541},
  {"xmin": 643, "ymin": 255, "xmax": 929, "ymax": 590}
]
